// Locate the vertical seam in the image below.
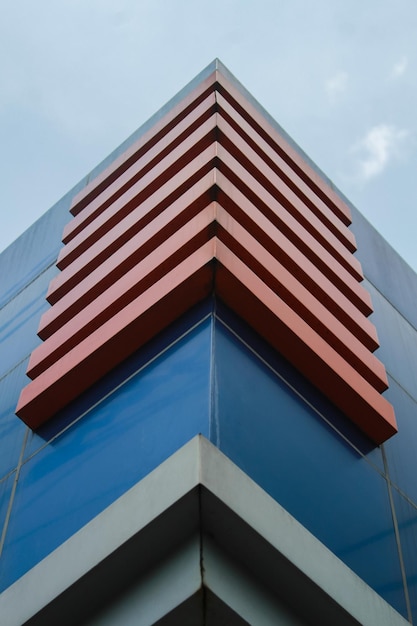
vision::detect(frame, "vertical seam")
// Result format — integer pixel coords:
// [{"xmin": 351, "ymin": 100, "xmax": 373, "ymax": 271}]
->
[
  {"xmin": 0, "ymin": 427, "xmax": 29, "ymax": 558},
  {"xmin": 382, "ymin": 444, "xmax": 413, "ymax": 624},
  {"xmin": 210, "ymin": 303, "xmax": 219, "ymax": 446}
]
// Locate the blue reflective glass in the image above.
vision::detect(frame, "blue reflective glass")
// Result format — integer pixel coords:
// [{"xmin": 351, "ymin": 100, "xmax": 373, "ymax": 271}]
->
[
  {"xmin": 24, "ymin": 299, "xmax": 214, "ymax": 458},
  {"xmin": 213, "ymin": 320, "xmax": 407, "ymax": 618},
  {"xmin": 0, "ymin": 265, "xmax": 57, "ymax": 379},
  {"xmin": 0, "ymin": 473, "xmax": 14, "ymax": 547},
  {"xmin": 0, "ymin": 189, "xmax": 80, "ymax": 309},
  {"xmin": 365, "ymin": 280, "xmax": 417, "ymax": 402},
  {"xmin": 214, "ymin": 303, "xmax": 384, "ymax": 469},
  {"xmin": 383, "ymin": 376, "xmax": 417, "ymax": 505},
  {"xmin": 0, "ymin": 361, "xmax": 28, "ymax": 479},
  {"xmin": 352, "ymin": 207, "xmax": 417, "ymax": 331},
  {"xmin": 391, "ymin": 488, "xmax": 417, "ymax": 623},
  {"xmin": 0, "ymin": 317, "xmax": 212, "ymax": 591}
]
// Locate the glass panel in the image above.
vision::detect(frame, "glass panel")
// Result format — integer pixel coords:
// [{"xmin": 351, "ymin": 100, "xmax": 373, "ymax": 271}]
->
[
  {"xmin": 0, "ymin": 317, "xmax": 212, "ymax": 591},
  {"xmin": 214, "ymin": 320, "xmax": 407, "ymax": 618},
  {"xmin": 0, "ymin": 361, "xmax": 28, "ymax": 478},
  {"xmin": 366, "ymin": 280, "xmax": 417, "ymax": 403},
  {"xmin": 0, "ymin": 186, "xmax": 82, "ymax": 309},
  {"xmin": 391, "ymin": 488, "xmax": 417, "ymax": 623},
  {"xmin": 383, "ymin": 376, "xmax": 417, "ymax": 505},
  {"xmin": 352, "ymin": 207, "xmax": 417, "ymax": 331},
  {"xmin": 0, "ymin": 265, "xmax": 56, "ymax": 379},
  {"xmin": 0, "ymin": 472, "xmax": 14, "ymax": 549}
]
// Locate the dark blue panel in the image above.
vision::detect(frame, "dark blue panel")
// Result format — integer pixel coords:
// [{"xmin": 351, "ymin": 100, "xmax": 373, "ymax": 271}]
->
[
  {"xmin": 365, "ymin": 280, "xmax": 417, "ymax": 404},
  {"xmin": 352, "ymin": 205, "xmax": 417, "ymax": 331},
  {"xmin": 0, "ymin": 473, "xmax": 14, "ymax": 549},
  {"xmin": 0, "ymin": 361, "xmax": 28, "ymax": 479},
  {"xmin": 214, "ymin": 302, "xmax": 384, "ymax": 469},
  {"xmin": 383, "ymin": 377, "xmax": 417, "ymax": 506},
  {"xmin": 0, "ymin": 265, "xmax": 57, "ymax": 379},
  {"xmin": 24, "ymin": 299, "xmax": 214, "ymax": 458},
  {"xmin": 214, "ymin": 320, "xmax": 407, "ymax": 618},
  {"xmin": 0, "ymin": 186, "xmax": 82, "ymax": 309},
  {"xmin": 0, "ymin": 318, "xmax": 212, "ymax": 591},
  {"xmin": 391, "ymin": 488, "xmax": 417, "ymax": 624}
]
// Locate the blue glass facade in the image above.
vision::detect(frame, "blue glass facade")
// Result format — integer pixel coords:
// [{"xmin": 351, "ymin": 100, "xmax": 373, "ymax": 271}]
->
[
  {"xmin": 353, "ymin": 206, "xmax": 417, "ymax": 621},
  {"xmin": 1, "ymin": 258, "xmax": 417, "ymax": 621},
  {"xmin": 1, "ymin": 75, "xmax": 417, "ymax": 624},
  {"xmin": 213, "ymin": 314, "xmax": 406, "ymax": 615},
  {"xmin": 0, "ymin": 310, "xmax": 212, "ymax": 589}
]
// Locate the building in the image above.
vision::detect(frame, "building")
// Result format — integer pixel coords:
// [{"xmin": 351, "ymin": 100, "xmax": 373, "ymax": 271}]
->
[{"xmin": 0, "ymin": 59, "xmax": 416, "ymax": 624}]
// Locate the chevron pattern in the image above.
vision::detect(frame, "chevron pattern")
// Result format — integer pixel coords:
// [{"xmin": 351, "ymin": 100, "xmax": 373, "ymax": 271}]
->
[{"xmin": 16, "ymin": 66, "xmax": 397, "ymax": 443}]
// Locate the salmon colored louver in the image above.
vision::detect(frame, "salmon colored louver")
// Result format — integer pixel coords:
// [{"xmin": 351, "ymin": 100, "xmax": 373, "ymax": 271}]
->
[{"xmin": 16, "ymin": 62, "xmax": 397, "ymax": 444}]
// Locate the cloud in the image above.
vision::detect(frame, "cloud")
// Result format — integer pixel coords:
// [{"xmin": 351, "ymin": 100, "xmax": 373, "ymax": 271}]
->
[
  {"xmin": 325, "ymin": 71, "xmax": 348, "ymax": 102},
  {"xmin": 391, "ymin": 56, "xmax": 408, "ymax": 78},
  {"xmin": 352, "ymin": 124, "xmax": 409, "ymax": 181}
]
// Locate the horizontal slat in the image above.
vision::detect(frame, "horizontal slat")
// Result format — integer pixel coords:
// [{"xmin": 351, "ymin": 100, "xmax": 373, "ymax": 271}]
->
[
  {"xmin": 64, "ymin": 92, "xmax": 217, "ymax": 243},
  {"xmin": 42, "ymin": 169, "xmax": 377, "ymax": 350},
  {"xmin": 58, "ymin": 117, "xmax": 218, "ymax": 270},
  {"xmin": 17, "ymin": 236, "xmax": 396, "ymax": 442},
  {"xmin": 58, "ymin": 123, "xmax": 363, "ymax": 298},
  {"xmin": 70, "ymin": 70, "xmax": 218, "ymax": 215},
  {"xmin": 215, "ymin": 242, "xmax": 397, "ymax": 444},
  {"xmin": 215, "ymin": 208, "xmax": 386, "ymax": 391},
  {"xmin": 33, "ymin": 202, "xmax": 385, "ymax": 391},
  {"xmin": 215, "ymin": 176, "xmax": 378, "ymax": 350},
  {"xmin": 29, "ymin": 206, "xmax": 218, "ymax": 378},
  {"xmin": 216, "ymin": 147, "xmax": 371, "ymax": 314},
  {"xmin": 16, "ymin": 242, "xmax": 217, "ymax": 428},
  {"xmin": 216, "ymin": 99, "xmax": 356, "ymax": 252},
  {"xmin": 47, "ymin": 150, "xmax": 217, "ymax": 304},
  {"xmin": 216, "ymin": 72, "xmax": 352, "ymax": 225},
  {"xmin": 39, "ymin": 175, "xmax": 216, "ymax": 338},
  {"xmin": 216, "ymin": 141, "xmax": 361, "ymax": 280},
  {"xmin": 63, "ymin": 109, "xmax": 357, "ymax": 275}
]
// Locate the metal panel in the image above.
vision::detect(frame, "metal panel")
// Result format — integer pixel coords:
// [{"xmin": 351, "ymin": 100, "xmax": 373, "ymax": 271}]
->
[
  {"xmin": 70, "ymin": 70, "xmax": 219, "ymax": 215},
  {"xmin": 391, "ymin": 487, "xmax": 417, "ymax": 623},
  {"xmin": 0, "ymin": 362, "xmax": 28, "ymax": 478},
  {"xmin": 45, "ymin": 169, "xmax": 216, "ymax": 307},
  {"xmin": 215, "ymin": 243, "xmax": 396, "ymax": 443},
  {"xmin": 2, "ymin": 320, "xmax": 212, "ymax": 591},
  {"xmin": 213, "ymin": 322, "xmax": 407, "ymax": 616},
  {"xmin": 64, "ymin": 93, "xmax": 217, "ymax": 242},
  {"xmin": 215, "ymin": 74, "xmax": 352, "ymax": 225},
  {"xmin": 215, "ymin": 177, "xmax": 377, "ymax": 348},
  {"xmin": 58, "ymin": 121, "xmax": 218, "ymax": 269},
  {"xmin": 15, "ymin": 66, "xmax": 395, "ymax": 443},
  {"xmin": 217, "ymin": 91, "xmax": 353, "ymax": 247}
]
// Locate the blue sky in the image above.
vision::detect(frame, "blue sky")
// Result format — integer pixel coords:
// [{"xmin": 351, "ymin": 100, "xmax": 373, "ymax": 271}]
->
[{"xmin": 1, "ymin": 0, "xmax": 416, "ymax": 272}]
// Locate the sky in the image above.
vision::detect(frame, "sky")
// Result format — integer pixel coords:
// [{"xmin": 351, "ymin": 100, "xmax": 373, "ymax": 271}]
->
[{"xmin": 1, "ymin": 0, "xmax": 417, "ymax": 273}]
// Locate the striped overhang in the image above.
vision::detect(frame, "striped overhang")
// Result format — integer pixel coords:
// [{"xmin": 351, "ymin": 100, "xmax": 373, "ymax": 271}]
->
[{"xmin": 16, "ymin": 66, "xmax": 397, "ymax": 443}]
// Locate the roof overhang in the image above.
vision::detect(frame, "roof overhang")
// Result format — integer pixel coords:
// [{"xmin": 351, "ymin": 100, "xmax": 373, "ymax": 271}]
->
[{"xmin": 0, "ymin": 436, "xmax": 408, "ymax": 626}]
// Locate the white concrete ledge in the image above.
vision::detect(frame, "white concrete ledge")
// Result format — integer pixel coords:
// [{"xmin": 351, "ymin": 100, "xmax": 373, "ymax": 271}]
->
[{"xmin": 0, "ymin": 436, "xmax": 410, "ymax": 626}]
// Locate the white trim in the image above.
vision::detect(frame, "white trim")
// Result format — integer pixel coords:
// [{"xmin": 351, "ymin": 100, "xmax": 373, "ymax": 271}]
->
[{"xmin": 0, "ymin": 436, "xmax": 409, "ymax": 626}]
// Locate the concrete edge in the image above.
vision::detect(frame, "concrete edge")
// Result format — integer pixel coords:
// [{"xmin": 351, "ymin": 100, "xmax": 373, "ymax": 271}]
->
[{"xmin": 0, "ymin": 435, "xmax": 410, "ymax": 626}]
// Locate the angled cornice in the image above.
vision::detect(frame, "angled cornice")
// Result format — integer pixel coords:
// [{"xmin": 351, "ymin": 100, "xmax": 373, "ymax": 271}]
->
[
  {"xmin": 0, "ymin": 437, "xmax": 409, "ymax": 626},
  {"xmin": 16, "ymin": 63, "xmax": 397, "ymax": 443}
]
